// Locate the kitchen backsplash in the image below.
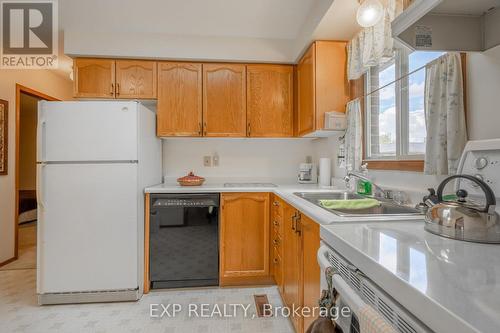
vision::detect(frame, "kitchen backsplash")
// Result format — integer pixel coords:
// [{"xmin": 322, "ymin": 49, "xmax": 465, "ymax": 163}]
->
[{"xmin": 162, "ymin": 138, "xmax": 318, "ymax": 183}]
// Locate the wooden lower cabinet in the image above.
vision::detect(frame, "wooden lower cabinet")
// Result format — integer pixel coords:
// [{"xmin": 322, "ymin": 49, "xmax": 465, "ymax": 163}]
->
[
  {"xmin": 283, "ymin": 205, "xmax": 303, "ymax": 332},
  {"xmin": 301, "ymin": 214, "xmax": 321, "ymax": 332},
  {"xmin": 272, "ymin": 198, "xmax": 321, "ymax": 333},
  {"xmin": 219, "ymin": 193, "xmax": 271, "ymax": 286}
]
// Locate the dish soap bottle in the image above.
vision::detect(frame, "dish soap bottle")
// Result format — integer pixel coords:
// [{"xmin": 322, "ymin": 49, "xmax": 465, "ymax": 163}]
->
[{"xmin": 356, "ymin": 164, "xmax": 372, "ymax": 196}]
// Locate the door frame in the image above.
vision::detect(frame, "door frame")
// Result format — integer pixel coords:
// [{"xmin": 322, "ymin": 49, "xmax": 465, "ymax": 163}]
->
[{"xmin": 13, "ymin": 84, "xmax": 58, "ymax": 260}]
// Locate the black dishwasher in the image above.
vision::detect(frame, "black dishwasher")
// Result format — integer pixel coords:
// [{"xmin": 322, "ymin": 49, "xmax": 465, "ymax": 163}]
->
[{"xmin": 149, "ymin": 193, "xmax": 219, "ymax": 289}]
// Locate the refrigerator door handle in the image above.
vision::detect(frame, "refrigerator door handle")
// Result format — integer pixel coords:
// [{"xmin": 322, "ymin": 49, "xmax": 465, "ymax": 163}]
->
[
  {"xmin": 37, "ymin": 119, "xmax": 46, "ymax": 162},
  {"xmin": 37, "ymin": 163, "xmax": 46, "ymax": 209}
]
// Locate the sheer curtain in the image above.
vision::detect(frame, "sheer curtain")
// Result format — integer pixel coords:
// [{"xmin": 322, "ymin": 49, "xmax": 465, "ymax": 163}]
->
[
  {"xmin": 347, "ymin": 0, "xmax": 403, "ymax": 80},
  {"xmin": 345, "ymin": 99, "xmax": 363, "ymax": 172},
  {"xmin": 424, "ymin": 53, "xmax": 467, "ymax": 175}
]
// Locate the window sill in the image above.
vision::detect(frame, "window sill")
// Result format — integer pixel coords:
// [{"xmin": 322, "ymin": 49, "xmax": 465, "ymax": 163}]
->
[{"xmin": 363, "ymin": 160, "xmax": 424, "ymax": 172}]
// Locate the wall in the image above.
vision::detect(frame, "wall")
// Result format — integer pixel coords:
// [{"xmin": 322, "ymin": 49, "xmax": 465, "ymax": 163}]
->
[
  {"xmin": 18, "ymin": 94, "xmax": 39, "ymax": 191},
  {"xmin": 162, "ymin": 138, "xmax": 317, "ymax": 183},
  {"xmin": 313, "ymin": 45, "xmax": 500, "ymax": 202},
  {"xmin": 0, "ymin": 70, "xmax": 73, "ymax": 264},
  {"xmin": 467, "ymin": 45, "xmax": 500, "ymax": 140}
]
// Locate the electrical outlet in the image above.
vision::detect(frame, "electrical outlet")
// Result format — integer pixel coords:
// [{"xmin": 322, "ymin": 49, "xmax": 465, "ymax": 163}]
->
[{"xmin": 203, "ymin": 156, "xmax": 212, "ymax": 167}]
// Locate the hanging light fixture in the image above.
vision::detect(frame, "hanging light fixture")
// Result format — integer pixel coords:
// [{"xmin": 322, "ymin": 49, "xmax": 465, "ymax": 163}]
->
[{"xmin": 356, "ymin": 0, "xmax": 384, "ymax": 28}]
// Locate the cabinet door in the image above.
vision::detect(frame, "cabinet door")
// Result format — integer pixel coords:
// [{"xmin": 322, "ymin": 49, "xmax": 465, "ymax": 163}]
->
[
  {"xmin": 157, "ymin": 62, "xmax": 202, "ymax": 136},
  {"xmin": 203, "ymin": 64, "xmax": 246, "ymax": 137},
  {"xmin": 301, "ymin": 214, "xmax": 321, "ymax": 333},
  {"xmin": 74, "ymin": 58, "xmax": 115, "ymax": 98},
  {"xmin": 282, "ymin": 205, "xmax": 303, "ymax": 332},
  {"xmin": 297, "ymin": 44, "xmax": 316, "ymax": 136},
  {"xmin": 220, "ymin": 193, "xmax": 270, "ymax": 286},
  {"xmin": 314, "ymin": 41, "xmax": 349, "ymax": 128},
  {"xmin": 115, "ymin": 60, "xmax": 157, "ymax": 99},
  {"xmin": 247, "ymin": 65, "xmax": 294, "ymax": 137}
]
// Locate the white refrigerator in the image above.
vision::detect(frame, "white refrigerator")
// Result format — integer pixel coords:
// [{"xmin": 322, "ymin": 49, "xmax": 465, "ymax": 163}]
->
[{"xmin": 36, "ymin": 101, "xmax": 162, "ymax": 305}]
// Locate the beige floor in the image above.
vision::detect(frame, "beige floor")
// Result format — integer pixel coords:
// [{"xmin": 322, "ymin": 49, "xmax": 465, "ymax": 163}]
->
[
  {"xmin": 0, "ymin": 222, "xmax": 294, "ymax": 333},
  {"xmin": 0, "ymin": 222, "xmax": 37, "ymax": 271}
]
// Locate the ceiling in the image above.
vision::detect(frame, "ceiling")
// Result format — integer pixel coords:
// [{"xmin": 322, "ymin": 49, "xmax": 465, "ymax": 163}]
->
[
  {"xmin": 59, "ymin": 0, "xmax": 320, "ymax": 40},
  {"xmin": 433, "ymin": 0, "xmax": 500, "ymax": 16},
  {"xmin": 53, "ymin": 0, "xmax": 361, "ymax": 78},
  {"xmin": 312, "ymin": 0, "xmax": 360, "ymax": 41}
]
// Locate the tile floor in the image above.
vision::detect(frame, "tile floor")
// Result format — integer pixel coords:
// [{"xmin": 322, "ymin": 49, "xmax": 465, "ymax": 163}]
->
[
  {"xmin": 0, "ymin": 268, "xmax": 294, "ymax": 333},
  {"xmin": 0, "ymin": 221, "xmax": 294, "ymax": 332},
  {"xmin": 0, "ymin": 222, "xmax": 37, "ymax": 271}
]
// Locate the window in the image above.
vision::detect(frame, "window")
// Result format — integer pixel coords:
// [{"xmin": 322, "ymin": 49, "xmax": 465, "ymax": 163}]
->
[{"xmin": 365, "ymin": 50, "xmax": 445, "ymax": 161}]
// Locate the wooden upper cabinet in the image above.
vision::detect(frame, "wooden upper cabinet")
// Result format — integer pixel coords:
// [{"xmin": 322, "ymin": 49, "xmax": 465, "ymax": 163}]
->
[
  {"xmin": 115, "ymin": 60, "xmax": 157, "ymax": 99},
  {"xmin": 220, "ymin": 193, "xmax": 270, "ymax": 286},
  {"xmin": 297, "ymin": 45, "xmax": 315, "ymax": 136},
  {"xmin": 74, "ymin": 58, "xmax": 115, "ymax": 98},
  {"xmin": 297, "ymin": 41, "xmax": 349, "ymax": 136},
  {"xmin": 157, "ymin": 62, "xmax": 203, "ymax": 137},
  {"xmin": 247, "ymin": 65, "xmax": 294, "ymax": 137},
  {"xmin": 203, "ymin": 64, "xmax": 246, "ymax": 137}
]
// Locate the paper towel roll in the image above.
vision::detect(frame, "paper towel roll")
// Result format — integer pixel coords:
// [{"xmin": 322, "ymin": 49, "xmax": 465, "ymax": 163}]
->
[{"xmin": 319, "ymin": 158, "xmax": 332, "ymax": 187}]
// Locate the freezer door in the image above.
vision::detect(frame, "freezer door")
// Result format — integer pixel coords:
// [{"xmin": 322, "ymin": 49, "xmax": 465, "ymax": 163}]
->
[
  {"xmin": 37, "ymin": 163, "xmax": 139, "ymax": 293},
  {"xmin": 38, "ymin": 101, "xmax": 138, "ymax": 162}
]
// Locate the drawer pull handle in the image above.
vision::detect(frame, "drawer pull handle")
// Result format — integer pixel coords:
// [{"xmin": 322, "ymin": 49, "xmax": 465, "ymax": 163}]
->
[
  {"xmin": 273, "ymin": 220, "xmax": 279, "ymax": 226},
  {"xmin": 273, "ymin": 258, "xmax": 279, "ymax": 264}
]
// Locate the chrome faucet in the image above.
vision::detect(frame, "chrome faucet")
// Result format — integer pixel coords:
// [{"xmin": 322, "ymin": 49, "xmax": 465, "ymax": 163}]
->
[{"xmin": 344, "ymin": 171, "xmax": 391, "ymax": 199}]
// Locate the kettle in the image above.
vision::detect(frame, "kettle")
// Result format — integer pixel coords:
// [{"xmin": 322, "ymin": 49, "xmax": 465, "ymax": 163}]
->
[{"xmin": 425, "ymin": 174, "xmax": 500, "ymax": 244}]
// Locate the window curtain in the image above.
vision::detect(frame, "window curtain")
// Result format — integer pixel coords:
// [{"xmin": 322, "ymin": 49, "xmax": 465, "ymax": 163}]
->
[
  {"xmin": 347, "ymin": 0, "xmax": 403, "ymax": 80},
  {"xmin": 345, "ymin": 99, "xmax": 363, "ymax": 172},
  {"xmin": 424, "ymin": 53, "xmax": 467, "ymax": 175}
]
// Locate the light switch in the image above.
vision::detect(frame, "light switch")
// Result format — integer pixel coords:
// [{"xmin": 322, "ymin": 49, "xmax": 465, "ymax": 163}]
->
[
  {"xmin": 203, "ymin": 156, "xmax": 212, "ymax": 167},
  {"xmin": 213, "ymin": 153, "xmax": 219, "ymax": 167}
]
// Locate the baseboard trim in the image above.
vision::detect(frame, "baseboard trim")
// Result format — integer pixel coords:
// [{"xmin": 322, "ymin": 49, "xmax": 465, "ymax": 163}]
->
[
  {"xmin": 0, "ymin": 256, "xmax": 17, "ymax": 268},
  {"xmin": 38, "ymin": 289, "xmax": 140, "ymax": 305}
]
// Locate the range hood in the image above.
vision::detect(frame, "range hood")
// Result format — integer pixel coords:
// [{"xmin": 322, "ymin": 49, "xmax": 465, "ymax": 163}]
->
[{"xmin": 392, "ymin": 0, "xmax": 500, "ymax": 52}]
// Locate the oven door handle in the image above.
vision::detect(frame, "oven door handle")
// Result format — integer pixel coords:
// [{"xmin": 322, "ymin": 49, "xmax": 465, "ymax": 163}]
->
[
  {"xmin": 317, "ymin": 245, "xmax": 332, "ymax": 270},
  {"xmin": 332, "ymin": 274, "xmax": 367, "ymax": 315}
]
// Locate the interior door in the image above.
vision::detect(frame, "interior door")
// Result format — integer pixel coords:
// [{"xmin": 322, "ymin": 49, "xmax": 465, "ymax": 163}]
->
[
  {"xmin": 37, "ymin": 163, "xmax": 138, "ymax": 293},
  {"xmin": 38, "ymin": 101, "xmax": 138, "ymax": 162}
]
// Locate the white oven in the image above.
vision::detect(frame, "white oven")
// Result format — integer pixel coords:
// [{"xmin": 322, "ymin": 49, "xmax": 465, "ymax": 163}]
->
[{"xmin": 317, "ymin": 243, "xmax": 431, "ymax": 333}]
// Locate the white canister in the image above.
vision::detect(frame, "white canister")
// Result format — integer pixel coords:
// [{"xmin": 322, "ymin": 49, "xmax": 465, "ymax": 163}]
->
[{"xmin": 319, "ymin": 158, "xmax": 332, "ymax": 187}]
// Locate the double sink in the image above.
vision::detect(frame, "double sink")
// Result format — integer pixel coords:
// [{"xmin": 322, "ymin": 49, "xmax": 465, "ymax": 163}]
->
[{"xmin": 294, "ymin": 191, "xmax": 421, "ymax": 217}]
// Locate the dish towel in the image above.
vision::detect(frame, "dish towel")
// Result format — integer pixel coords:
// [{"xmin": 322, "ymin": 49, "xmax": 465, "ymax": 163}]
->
[
  {"xmin": 319, "ymin": 198, "xmax": 380, "ymax": 210},
  {"xmin": 358, "ymin": 304, "xmax": 397, "ymax": 333}
]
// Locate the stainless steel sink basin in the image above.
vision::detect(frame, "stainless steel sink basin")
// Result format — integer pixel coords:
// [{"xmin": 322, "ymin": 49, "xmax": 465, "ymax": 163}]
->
[{"xmin": 293, "ymin": 191, "xmax": 422, "ymax": 217}]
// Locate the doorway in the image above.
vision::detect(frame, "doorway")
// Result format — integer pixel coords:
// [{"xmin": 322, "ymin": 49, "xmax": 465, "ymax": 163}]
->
[{"xmin": 0, "ymin": 85, "xmax": 57, "ymax": 271}]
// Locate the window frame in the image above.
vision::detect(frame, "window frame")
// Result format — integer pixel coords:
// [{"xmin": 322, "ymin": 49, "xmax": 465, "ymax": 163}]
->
[{"xmin": 359, "ymin": 51, "xmax": 467, "ymax": 172}]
